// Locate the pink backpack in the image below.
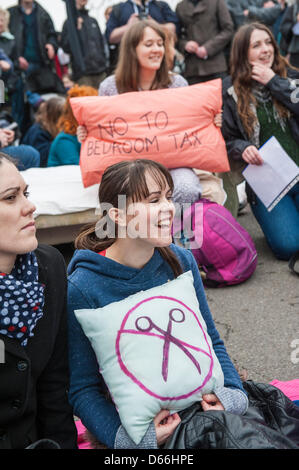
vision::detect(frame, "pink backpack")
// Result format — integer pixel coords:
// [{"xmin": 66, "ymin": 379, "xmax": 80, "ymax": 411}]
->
[{"xmin": 173, "ymin": 199, "xmax": 258, "ymax": 287}]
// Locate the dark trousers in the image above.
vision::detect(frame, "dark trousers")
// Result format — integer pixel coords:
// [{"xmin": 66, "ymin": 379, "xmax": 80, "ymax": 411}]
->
[{"xmin": 187, "ymin": 71, "xmax": 227, "ymax": 85}]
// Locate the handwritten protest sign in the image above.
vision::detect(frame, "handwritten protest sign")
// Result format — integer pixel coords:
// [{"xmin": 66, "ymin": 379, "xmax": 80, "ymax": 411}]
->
[{"xmin": 70, "ymin": 80, "xmax": 230, "ymax": 187}]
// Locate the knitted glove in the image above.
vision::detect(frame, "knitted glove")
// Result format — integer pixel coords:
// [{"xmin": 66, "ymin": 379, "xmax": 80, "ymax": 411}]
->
[
  {"xmin": 170, "ymin": 168, "xmax": 202, "ymax": 205},
  {"xmin": 114, "ymin": 422, "xmax": 157, "ymax": 449},
  {"xmin": 214, "ymin": 386, "xmax": 249, "ymax": 415}
]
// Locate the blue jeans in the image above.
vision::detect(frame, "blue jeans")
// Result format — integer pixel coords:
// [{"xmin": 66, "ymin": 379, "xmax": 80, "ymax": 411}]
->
[
  {"xmin": 250, "ymin": 183, "xmax": 299, "ymax": 260},
  {"xmin": 3, "ymin": 145, "xmax": 40, "ymax": 171}
]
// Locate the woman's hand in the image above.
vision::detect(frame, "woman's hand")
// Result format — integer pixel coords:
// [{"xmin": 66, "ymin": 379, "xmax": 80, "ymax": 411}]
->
[
  {"xmin": 196, "ymin": 46, "xmax": 208, "ymax": 59},
  {"xmin": 2, "ymin": 129, "xmax": 15, "ymax": 144},
  {"xmin": 18, "ymin": 56, "xmax": 29, "ymax": 71},
  {"xmin": 45, "ymin": 43, "xmax": 55, "ymax": 60},
  {"xmin": 154, "ymin": 409, "xmax": 181, "ymax": 446},
  {"xmin": 201, "ymin": 394, "xmax": 224, "ymax": 411},
  {"xmin": 0, "ymin": 60, "xmax": 11, "ymax": 72},
  {"xmin": 242, "ymin": 145, "xmax": 263, "ymax": 165},
  {"xmin": 185, "ymin": 41, "xmax": 200, "ymax": 54},
  {"xmin": 251, "ymin": 62, "xmax": 275, "ymax": 85},
  {"xmin": 214, "ymin": 111, "xmax": 222, "ymax": 128},
  {"xmin": 0, "ymin": 129, "xmax": 9, "ymax": 148},
  {"xmin": 77, "ymin": 125, "xmax": 87, "ymax": 143}
]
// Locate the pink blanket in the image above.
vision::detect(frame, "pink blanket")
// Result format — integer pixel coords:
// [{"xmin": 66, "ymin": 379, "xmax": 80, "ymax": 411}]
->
[
  {"xmin": 75, "ymin": 420, "xmax": 91, "ymax": 449},
  {"xmin": 269, "ymin": 379, "xmax": 299, "ymax": 401},
  {"xmin": 75, "ymin": 379, "xmax": 299, "ymax": 449}
]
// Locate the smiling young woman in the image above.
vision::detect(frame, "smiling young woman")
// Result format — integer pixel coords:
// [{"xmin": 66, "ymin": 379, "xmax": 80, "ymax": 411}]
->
[
  {"xmin": 222, "ymin": 22, "xmax": 299, "ymax": 261},
  {"xmin": 76, "ymin": 19, "xmax": 225, "ymax": 208},
  {"xmin": 67, "ymin": 159, "xmax": 248, "ymax": 450},
  {"xmin": 0, "ymin": 153, "xmax": 77, "ymax": 449}
]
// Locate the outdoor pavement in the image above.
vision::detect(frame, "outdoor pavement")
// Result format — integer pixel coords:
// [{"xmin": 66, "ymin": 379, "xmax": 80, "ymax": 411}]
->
[
  {"xmin": 58, "ymin": 205, "xmax": 299, "ymax": 385},
  {"xmin": 206, "ymin": 206, "xmax": 299, "ymax": 385}
]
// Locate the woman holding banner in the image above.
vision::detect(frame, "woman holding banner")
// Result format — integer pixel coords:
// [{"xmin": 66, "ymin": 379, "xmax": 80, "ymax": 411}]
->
[
  {"xmin": 77, "ymin": 19, "xmax": 223, "ymax": 205},
  {"xmin": 222, "ymin": 22, "xmax": 299, "ymax": 261}
]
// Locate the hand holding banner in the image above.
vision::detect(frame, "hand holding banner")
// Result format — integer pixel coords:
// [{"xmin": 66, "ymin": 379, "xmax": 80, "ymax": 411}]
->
[{"xmin": 70, "ymin": 80, "xmax": 230, "ymax": 187}]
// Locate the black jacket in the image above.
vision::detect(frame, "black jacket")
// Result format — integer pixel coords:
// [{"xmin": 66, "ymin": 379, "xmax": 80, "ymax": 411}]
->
[
  {"xmin": 164, "ymin": 380, "xmax": 299, "ymax": 449},
  {"xmin": 8, "ymin": 2, "xmax": 58, "ymax": 67},
  {"xmin": 225, "ymin": 0, "xmax": 282, "ymax": 29},
  {"xmin": 280, "ymin": 2, "xmax": 299, "ymax": 55},
  {"xmin": 222, "ymin": 69, "xmax": 299, "ymax": 167},
  {"xmin": 0, "ymin": 35, "xmax": 17, "ymax": 64},
  {"xmin": 61, "ymin": 8, "xmax": 107, "ymax": 80},
  {"xmin": 0, "ymin": 245, "xmax": 77, "ymax": 449}
]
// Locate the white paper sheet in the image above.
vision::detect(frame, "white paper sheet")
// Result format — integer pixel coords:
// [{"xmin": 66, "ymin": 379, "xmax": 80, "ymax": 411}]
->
[{"xmin": 242, "ymin": 136, "xmax": 299, "ymax": 211}]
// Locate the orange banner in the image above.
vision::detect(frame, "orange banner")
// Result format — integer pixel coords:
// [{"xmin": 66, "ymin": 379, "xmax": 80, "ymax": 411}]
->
[{"xmin": 70, "ymin": 80, "xmax": 230, "ymax": 187}]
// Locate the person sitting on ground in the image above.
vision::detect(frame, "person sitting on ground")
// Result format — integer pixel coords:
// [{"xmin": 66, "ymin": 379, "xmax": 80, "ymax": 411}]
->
[
  {"xmin": 77, "ymin": 19, "xmax": 222, "ymax": 206},
  {"xmin": 47, "ymin": 85, "xmax": 97, "ymax": 168},
  {"xmin": 67, "ymin": 159, "xmax": 249, "ymax": 449},
  {"xmin": 0, "ymin": 152, "xmax": 77, "ymax": 449},
  {"xmin": 22, "ymin": 96, "xmax": 65, "ymax": 167},
  {"xmin": 221, "ymin": 22, "xmax": 299, "ymax": 261}
]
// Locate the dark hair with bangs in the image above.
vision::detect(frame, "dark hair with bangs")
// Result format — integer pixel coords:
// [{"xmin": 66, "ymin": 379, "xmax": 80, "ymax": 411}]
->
[{"xmin": 75, "ymin": 159, "xmax": 183, "ymax": 277}]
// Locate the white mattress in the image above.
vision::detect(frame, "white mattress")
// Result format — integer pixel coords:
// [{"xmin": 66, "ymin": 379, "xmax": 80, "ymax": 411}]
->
[{"xmin": 20, "ymin": 165, "xmax": 99, "ymax": 218}]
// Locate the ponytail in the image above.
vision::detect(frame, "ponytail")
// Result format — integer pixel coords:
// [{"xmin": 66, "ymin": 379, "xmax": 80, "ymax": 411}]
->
[{"xmin": 74, "ymin": 222, "xmax": 115, "ymax": 252}]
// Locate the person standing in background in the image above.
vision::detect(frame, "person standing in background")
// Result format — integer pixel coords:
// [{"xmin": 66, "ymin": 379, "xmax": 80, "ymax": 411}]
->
[
  {"xmin": 8, "ymin": 0, "xmax": 61, "ymax": 133},
  {"xmin": 176, "ymin": 0, "xmax": 234, "ymax": 85},
  {"xmin": 61, "ymin": 0, "xmax": 107, "ymax": 89},
  {"xmin": 8, "ymin": 0, "xmax": 58, "ymax": 80},
  {"xmin": 280, "ymin": 0, "xmax": 299, "ymax": 67}
]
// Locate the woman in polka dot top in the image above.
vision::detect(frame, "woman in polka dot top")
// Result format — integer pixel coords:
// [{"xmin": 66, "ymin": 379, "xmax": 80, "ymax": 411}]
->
[{"xmin": 0, "ymin": 152, "xmax": 77, "ymax": 449}]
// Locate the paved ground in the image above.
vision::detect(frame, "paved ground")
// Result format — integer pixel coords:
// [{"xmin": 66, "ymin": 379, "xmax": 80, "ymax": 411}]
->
[
  {"xmin": 206, "ymin": 206, "xmax": 299, "ymax": 384},
  {"xmin": 58, "ymin": 206, "xmax": 299, "ymax": 385}
]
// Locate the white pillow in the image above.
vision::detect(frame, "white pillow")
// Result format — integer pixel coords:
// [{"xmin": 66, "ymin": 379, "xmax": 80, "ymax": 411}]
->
[{"xmin": 74, "ymin": 271, "xmax": 224, "ymax": 444}]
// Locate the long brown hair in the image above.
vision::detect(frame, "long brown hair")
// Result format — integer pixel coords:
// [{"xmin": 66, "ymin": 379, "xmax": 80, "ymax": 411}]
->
[
  {"xmin": 36, "ymin": 96, "xmax": 65, "ymax": 138},
  {"xmin": 58, "ymin": 84, "xmax": 98, "ymax": 135},
  {"xmin": 115, "ymin": 19, "xmax": 171, "ymax": 93},
  {"xmin": 75, "ymin": 159, "xmax": 183, "ymax": 278},
  {"xmin": 230, "ymin": 22, "xmax": 290, "ymax": 138}
]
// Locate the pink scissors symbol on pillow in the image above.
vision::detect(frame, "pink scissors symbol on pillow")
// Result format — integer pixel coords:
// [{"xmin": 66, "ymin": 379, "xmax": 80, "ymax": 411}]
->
[{"xmin": 135, "ymin": 308, "xmax": 202, "ymax": 382}]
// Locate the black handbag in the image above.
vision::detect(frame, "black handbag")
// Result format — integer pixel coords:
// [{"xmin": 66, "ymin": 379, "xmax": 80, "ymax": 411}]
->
[
  {"xmin": 163, "ymin": 381, "xmax": 299, "ymax": 449},
  {"xmin": 26, "ymin": 66, "xmax": 65, "ymax": 94}
]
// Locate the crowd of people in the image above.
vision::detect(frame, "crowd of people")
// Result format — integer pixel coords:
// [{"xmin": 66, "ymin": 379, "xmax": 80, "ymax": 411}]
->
[{"xmin": 0, "ymin": 0, "xmax": 298, "ymax": 450}]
